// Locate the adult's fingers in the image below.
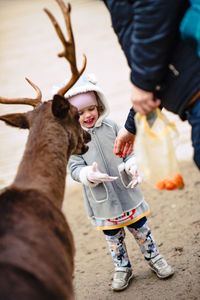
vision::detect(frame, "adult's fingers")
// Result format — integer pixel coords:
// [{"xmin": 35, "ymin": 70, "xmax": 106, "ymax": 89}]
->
[
  {"xmin": 114, "ymin": 139, "xmax": 125, "ymax": 157},
  {"xmin": 133, "ymin": 98, "xmax": 161, "ymax": 115},
  {"xmin": 122, "ymin": 141, "xmax": 133, "ymax": 158}
]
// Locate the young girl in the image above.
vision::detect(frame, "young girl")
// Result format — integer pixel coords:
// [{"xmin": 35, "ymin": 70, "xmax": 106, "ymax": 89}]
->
[{"xmin": 66, "ymin": 74, "xmax": 174, "ymax": 291}]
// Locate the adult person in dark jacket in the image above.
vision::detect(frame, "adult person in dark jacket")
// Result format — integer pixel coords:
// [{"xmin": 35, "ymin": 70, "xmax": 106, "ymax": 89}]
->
[{"xmin": 103, "ymin": 0, "xmax": 200, "ymax": 170}]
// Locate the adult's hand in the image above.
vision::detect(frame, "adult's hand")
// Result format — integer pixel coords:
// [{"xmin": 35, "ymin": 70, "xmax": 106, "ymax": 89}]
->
[
  {"xmin": 131, "ymin": 83, "xmax": 161, "ymax": 115},
  {"xmin": 114, "ymin": 127, "xmax": 135, "ymax": 158}
]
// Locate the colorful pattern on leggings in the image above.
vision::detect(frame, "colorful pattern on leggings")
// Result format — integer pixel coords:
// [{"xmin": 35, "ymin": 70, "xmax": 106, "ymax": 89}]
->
[
  {"xmin": 105, "ymin": 228, "xmax": 130, "ymax": 267},
  {"xmin": 127, "ymin": 220, "xmax": 159, "ymax": 261},
  {"xmin": 105, "ymin": 221, "xmax": 159, "ymax": 267}
]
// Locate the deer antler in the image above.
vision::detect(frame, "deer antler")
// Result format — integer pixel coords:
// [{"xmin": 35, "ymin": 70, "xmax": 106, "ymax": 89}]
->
[
  {"xmin": 44, "ymin": 0, "xmax": 87, "ymax": 96},
  {"xmin": 0, "ymin": 78, "xmax": 42, "ymax": 108}
]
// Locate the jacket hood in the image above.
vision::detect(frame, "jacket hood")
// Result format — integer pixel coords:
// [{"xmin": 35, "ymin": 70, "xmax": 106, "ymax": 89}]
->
[{"xmin": 52, "ymin": 74, "xmax": 110, "ymax": 128}]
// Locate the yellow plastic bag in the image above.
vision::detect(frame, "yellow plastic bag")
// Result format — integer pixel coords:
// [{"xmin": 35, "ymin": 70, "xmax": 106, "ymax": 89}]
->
[{"xmin": 134, "ymin": 108, "xmax": 184, "ymax": 190}]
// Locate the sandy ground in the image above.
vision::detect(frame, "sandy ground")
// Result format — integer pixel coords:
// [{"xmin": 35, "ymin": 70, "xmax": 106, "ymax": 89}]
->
[{"xmin": 0, "ymin": 0, "xmax": 200, "ymax": 299}]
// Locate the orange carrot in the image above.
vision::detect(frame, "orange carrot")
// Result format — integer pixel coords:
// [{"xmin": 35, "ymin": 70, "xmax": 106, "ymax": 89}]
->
[
  {"xmin": 173, "ymin": 173, "xmax": 184, "ymax": 189},
  {"xmin": 156, "ymin": 174, "xmax": 184, "ymax": 190},
  {"xmin": 164, "ymin": 179, "xmax": 176, "ymax": 190},
  {"xmin": 156, "ymin": 180, "xmax": 166, "ymax": 190}
]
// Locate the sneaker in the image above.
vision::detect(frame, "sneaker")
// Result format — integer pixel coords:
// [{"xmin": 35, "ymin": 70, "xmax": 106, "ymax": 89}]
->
[
  {"xmin": 149, "ymin": 254, "xmax": 174, "ymax": 279},
  {"xmin": 112, "ymin": 266, "xmax": 133, "ymax": 291}
]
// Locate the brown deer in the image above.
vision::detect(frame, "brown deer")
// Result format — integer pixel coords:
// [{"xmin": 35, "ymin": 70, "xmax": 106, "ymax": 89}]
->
[{"xmin": 0, "ymin": 1, "xmax": 90, "ymax": 299}]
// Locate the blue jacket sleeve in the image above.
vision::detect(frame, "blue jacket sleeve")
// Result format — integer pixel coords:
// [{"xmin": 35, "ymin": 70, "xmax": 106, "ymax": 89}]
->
[
  {"xmin": 104, "ymin": 0, "xmax": 189, "ymax": 91},
  {"xmin": 124, "ymin": 108, "xmax": 136, "ymax": 135}
]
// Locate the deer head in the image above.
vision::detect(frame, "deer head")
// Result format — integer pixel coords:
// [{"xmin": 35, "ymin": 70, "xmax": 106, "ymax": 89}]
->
[{"xmin": 0, "ymin": 93, "xmax": 90, "ymax": 156}]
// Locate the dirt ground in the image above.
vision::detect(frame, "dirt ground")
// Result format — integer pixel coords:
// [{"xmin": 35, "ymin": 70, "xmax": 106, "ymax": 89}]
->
[
  {"xmin": 0, "ymin": 1, "xmax": 200, "ymax": 299},
  {"xmin": 63, "ymin": 160, "xmax": 200, "ymax": 300}
]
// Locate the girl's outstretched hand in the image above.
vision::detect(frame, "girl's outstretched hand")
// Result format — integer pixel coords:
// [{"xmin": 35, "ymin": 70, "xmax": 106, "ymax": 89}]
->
[{"xmin": 87, "ymin": 162, "xmax": 118, "ymax": 184}]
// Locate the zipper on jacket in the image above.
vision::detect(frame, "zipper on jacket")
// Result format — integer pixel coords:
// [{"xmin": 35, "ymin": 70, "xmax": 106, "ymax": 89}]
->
[
  {"xmin": 168, "ymin": 64, "xmax": 179, "ymax": 76},
  {"xmin": 91, "ymin": 129, "xmax": 110, "ymax": 174}
]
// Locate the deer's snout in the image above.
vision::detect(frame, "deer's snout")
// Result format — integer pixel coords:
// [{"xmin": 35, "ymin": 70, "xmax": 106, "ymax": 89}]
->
[
  {"xmin": 80, "ymin": 131, "xmax": 90, "ymax": 154},
  {"xmin": 83, "ymin": 130, "xmax": 91, "ymax": 144},
  {"xmin": 81, "ymin": 145, "xmax": 89, "ymax": 154}
]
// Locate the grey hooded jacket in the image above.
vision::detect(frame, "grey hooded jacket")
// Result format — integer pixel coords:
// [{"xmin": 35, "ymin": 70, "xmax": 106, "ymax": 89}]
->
[
  {"xmin": 67, "ymin": 74, "xmax": 145, "ymax": 220},
  {"xmin": 68, "ymin": 118, "xmax": 144, "ymax": 220}
]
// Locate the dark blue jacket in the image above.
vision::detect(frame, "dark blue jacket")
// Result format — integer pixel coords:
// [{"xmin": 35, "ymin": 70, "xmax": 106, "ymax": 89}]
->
[{"xmin": 104, "ymin": 0, "xmax": 200, "ymax": 132}]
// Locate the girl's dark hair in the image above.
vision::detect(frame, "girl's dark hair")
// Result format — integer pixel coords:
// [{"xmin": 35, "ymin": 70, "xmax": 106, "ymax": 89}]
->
[{"xmin": 94, "ymin": 92, "xmax": 104, "ymax": 115}]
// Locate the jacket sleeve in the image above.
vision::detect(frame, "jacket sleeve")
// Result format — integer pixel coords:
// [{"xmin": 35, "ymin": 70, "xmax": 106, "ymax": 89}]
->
[
  {"xmin": 68, "ymin": 154, "xmax": 100, "ymax": 187},
  {"xmin": 124, "ymin": 108, "xmax": 136, "ymax": 134},
  {"xmin": 68, "ymin": 155, "xmax": 87, "ymax": 183},
  {"xmin": 104, "ymin": 0, "xmax": 188, "ymax": 91}
]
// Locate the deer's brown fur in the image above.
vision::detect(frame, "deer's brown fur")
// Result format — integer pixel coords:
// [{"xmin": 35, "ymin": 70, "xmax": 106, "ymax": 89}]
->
[{"xmin": 0, "ymin": 95, "xmax": 91, "ymax": 299}]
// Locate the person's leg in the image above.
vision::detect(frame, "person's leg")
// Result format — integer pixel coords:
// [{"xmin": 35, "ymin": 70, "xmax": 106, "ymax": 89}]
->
[
  {"xmin": 103, "ymin": 228, "xmax": 133, "ymax": 291},
  {"xmin": 103, "ymin": 228, "xmax": 131, "ymax": 267},
  {"xmin": 127, "ymin": 217, "xmax": 159, "ymax": 260},
  {"xmin": 186, "ymin": 97, "xmax": 200, "ymax": 170},
  {"xmin": 127, "ymin": 217, "xmax": 174, "ymax": 278}
]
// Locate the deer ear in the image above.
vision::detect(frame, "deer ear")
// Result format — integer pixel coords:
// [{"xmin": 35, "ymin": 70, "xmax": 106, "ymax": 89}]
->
[
  {"xmin": 52, "ymin": 94, "xmax": 70, "ymax": 119},
  {"xmin": 0, "ymin": 113, "xmax": 29, "ymax": 129}
]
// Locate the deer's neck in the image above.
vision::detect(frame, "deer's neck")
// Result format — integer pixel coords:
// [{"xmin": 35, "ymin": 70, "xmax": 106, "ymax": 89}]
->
[{"xmin": 12, "ymin": 121, "xmax": 70, "ymax": 209}]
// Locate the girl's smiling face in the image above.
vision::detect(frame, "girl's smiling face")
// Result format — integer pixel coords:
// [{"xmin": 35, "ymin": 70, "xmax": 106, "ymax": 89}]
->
[{"xmin": 78, "ymin": 105, "xmax": 99, "ymax": 128}]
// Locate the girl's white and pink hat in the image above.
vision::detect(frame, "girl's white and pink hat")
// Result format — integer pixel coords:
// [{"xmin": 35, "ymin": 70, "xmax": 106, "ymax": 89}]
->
[
  {"xmin": 67, "ymin": 91, "xmax": 98, "ymax": 111},
  {"xmin": 52, "ymin": 73, "xmax": 110, "ymax": 126}
]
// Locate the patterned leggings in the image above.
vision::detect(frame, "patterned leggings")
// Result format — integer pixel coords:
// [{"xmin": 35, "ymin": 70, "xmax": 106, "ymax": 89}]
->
[{"xmin": 103, "ymin": 217, "xmax": 159, "ymax": 267}]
